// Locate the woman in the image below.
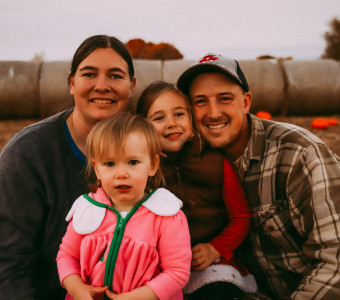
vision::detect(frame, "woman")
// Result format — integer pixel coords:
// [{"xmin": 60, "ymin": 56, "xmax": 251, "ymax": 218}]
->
[{"xmin": 0, "ymin": 35, "xmax": 136, "ymax": 300}]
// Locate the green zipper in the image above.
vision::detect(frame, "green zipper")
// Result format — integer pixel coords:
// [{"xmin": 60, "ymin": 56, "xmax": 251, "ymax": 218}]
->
[
  {"xmin": 104, "ymin": 208, "xmax": 124, "ymax": 290},
  {"xmin": 83, "ymin": 190, "xmax": 157, "ymax": 295}
]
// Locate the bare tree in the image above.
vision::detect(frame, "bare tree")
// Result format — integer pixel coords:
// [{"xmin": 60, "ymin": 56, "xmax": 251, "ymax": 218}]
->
[{"xmin": 322, "ymin": 17, "xmax": 340, "ymax": 60}]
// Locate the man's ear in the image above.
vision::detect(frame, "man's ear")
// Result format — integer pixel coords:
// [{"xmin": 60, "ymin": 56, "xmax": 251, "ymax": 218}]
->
[{"xmin": 243, "ymin": 92, "xmax": 252, "ymax": 114}]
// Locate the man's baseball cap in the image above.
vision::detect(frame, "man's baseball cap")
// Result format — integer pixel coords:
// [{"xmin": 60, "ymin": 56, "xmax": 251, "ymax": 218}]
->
[{"xmin": 177, "ymin": 53, "xmax": 249, "ymax": 95}]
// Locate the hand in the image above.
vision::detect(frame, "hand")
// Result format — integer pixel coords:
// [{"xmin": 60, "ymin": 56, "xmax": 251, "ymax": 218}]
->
[
  {"xmin": 63, "ymin": 274, "xmax": 108, "ymax": 300},
  {"xmin": 105, "ymin": 285, "xmax": 158, "ymax": 300},
  {"xmin": 105, "ymin": 290, "xmax": 118, "ymax": 299},
  {"xmin": 70, "ymin": 285, "xmax": 108, "ymax": 300},
  {"xmin": 191, "ymin": 243, "xmax": 221, "ymax": 271}
]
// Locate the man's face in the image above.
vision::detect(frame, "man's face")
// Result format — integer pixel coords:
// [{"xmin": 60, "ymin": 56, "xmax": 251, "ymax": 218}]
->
[{"xmin": 189, "ymin": 72, "xmax": 251, "ymax": 157}]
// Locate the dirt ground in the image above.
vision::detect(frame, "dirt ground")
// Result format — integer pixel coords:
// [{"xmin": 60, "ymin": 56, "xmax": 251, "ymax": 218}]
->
[{"xmin": 1, "ymin": 115, "xmax": 340, "ymax": 157}]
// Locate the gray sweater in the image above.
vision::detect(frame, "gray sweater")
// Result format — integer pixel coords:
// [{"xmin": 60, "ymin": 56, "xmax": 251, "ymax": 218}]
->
[{"xmin": 0, "ymin": 109, "xmax": 89, "ymax": 299}]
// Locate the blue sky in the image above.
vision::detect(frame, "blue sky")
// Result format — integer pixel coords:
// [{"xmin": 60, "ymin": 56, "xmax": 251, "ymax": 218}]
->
[{"xmin": 1, "ymin": 0, "xmax": 339, "ymax": 61}]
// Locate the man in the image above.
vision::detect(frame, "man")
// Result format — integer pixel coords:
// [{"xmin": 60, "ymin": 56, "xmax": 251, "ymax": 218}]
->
[{"xmin": 177, "ymin": 54, "xmax": 340, "ymax": 299}]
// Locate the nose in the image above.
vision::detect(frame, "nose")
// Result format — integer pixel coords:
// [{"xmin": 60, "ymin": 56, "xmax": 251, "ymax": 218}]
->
[
  {"xmin": 94, "ymin": 74, "xmax": 110, "ymax": 92},
  {"xmin": 166, "ymin": 115, "xmax": 177, "ymax": 128},
  {"xmin": 208, "ymin": 101, "xmax": 221, "ymax": 120},
  {"xmin": 115, "ymin": 165, "xmax": 128, "ymax": 179}
]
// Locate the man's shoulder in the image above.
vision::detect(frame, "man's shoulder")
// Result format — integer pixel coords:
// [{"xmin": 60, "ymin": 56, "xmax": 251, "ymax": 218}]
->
[{"xmin": 252, "ymin": 114, "xmax": 325, "ymax": 147}]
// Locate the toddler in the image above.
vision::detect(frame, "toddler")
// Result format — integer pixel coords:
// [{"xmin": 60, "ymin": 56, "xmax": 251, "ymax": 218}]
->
[{"xmin": 57, "ymin": 112, "xmax": 191, "ymax": 300}]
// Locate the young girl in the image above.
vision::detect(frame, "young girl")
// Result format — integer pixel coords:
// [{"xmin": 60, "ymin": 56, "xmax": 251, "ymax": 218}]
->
[
  {"xmin": 136, "ymin": 81, "xmax": 257, "ymax": 300},
  {"xmin": 57, "ymin": 112, "xmax": 191, "ymax": 300}
]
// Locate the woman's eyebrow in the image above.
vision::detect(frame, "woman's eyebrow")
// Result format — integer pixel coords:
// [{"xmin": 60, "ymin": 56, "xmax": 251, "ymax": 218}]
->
[
  {"xmin": 79, "ymin": 66, "xmax": 126, "ymax": 75},
  {"xmin": 79, "ymin": 66, "xmax": 97, "ymax": 72}
]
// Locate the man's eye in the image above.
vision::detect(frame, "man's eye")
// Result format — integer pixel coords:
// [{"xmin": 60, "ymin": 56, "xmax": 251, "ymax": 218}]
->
[
  {"xmin": 194, "ymin": 99, "xmax": 205, "ymax": 106},
  {"xmin": 110, "ymin": 74, "xmax": 123, "ymax": 79},
  {"xmin": 128, "ymin": 160, "xmax": 139, "ymax": 166},
  {"xmin": 220, "ymin": 97, "xmax": 232, "ymax": 102}
]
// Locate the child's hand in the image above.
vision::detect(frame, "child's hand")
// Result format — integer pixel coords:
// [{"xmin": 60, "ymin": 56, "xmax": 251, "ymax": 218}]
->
[
  {"xmin": 63, "ymin": 274, "xmax": 108, "ymax": 300},
  {"xmin": 105, "ymin": 285, "xmax": 158, "ymax": 300},
  {"xmin": 105, "ymin": 290, "xmax": 118, "ymax": 299},
  {"xmin": 72, "ymin": 285, "xmax": 108, "ymax": 300},
  {"xmin": 191, "ymin": 243, "xmax": 220, "ymax": 271}
]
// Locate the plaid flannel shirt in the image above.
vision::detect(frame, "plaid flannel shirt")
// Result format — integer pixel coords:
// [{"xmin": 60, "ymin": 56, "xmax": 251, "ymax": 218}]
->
[{"xmin": 236, "ymin": 114, "xmax": 340, "ymax": 300}]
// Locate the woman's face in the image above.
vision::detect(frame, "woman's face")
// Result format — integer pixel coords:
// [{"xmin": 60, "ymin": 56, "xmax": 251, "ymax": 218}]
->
[
  {"xmin": 147, "ymin": 91, "xmax": 193, "ymax": 153},
  {"xmin": 69, "ymin": 48, "xmax": 136, "ymax": 125}
]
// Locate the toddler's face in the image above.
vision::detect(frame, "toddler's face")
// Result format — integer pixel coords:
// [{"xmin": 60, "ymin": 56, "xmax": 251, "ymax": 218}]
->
[
  {"xmin": 92, "ymin": 130, "xmax": 158, "ymax": 211},
  {"xmin": 147, "ymin": 91, "xmax": 193, "ymax": 153}
]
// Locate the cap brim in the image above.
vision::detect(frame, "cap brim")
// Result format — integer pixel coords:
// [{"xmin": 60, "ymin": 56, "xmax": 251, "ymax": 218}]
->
[
  {"xmin": 177, "ymin": 64, "xmax": 226, "ymax": 95},
  {"xmin": 177, "ymin": 63, "xmax": 245, "ymax": 96}
]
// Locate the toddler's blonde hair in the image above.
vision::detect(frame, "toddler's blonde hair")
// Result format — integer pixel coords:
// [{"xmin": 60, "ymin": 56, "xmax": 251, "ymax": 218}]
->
[{"xmin": 85, "ymin": 112, "xmax": 164, "ymax": 192}]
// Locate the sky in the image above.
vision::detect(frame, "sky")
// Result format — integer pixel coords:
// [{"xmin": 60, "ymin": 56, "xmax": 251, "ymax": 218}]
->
[{"xmin": 1, "ymin": 0, "xmax": 340, "ymax": 61}]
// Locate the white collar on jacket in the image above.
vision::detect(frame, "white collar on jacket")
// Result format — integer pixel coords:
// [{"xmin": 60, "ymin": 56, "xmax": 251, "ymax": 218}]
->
[{"xmin": 66, "ymin": 188, "xmax": 183, "ymax": 234}]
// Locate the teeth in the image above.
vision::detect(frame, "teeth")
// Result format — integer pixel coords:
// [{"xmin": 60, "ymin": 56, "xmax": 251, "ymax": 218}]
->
[
  {"xmin": 207, "ymin": 123, "xmax": 226, "ymax": 130},
  {"xmin": 166, "ymin": 133, "xmax": 180, "ymax": 138},
  {"xmin": 92, "ymin": 99, "xmax": 112, "ymax": 104}
]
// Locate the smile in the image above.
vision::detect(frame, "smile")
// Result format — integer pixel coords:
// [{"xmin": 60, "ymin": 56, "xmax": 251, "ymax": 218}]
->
[
  {"xmin": 206, "ymin": 123, "xmax": 227, "ymax": 130},
  {"xmin": 165, "ymin": 132, "xmax": 181, "ymax": 140},
  {"xmin": 90, "ymin": 98, "xmax": 115, "ymax": 104}
]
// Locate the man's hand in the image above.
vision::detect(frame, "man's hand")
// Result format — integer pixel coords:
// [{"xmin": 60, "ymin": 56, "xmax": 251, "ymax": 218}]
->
[{"xmin": 191, "ymin": 243, "xmax": 221, "ymax": 271}]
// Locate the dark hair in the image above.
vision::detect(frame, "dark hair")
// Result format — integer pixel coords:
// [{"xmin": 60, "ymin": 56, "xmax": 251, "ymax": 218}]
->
[
  {"xmin": 69, "ymin": 35, "xmax": 134, "ymax": 81},
  {"xmin": 86, "ymin": 112, "xmax": 164, "ymax": 192},
  {"xmin": 136, "ymin": 80, "xmax": 193, "ymax": 120}
]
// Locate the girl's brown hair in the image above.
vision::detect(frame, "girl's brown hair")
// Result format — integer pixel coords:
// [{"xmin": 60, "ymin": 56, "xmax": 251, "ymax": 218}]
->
[
  {"xmin": 135, "ymin": 81, "xmax": 194, "ymax": 126},
  {"xmin": 85, "ymin": 112, "xmax": 164, "ymax": 192}
]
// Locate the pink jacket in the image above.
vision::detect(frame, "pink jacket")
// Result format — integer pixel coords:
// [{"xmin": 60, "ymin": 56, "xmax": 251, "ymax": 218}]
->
[{"xmin": 57, "ymin": 188, "xmax": 191, "ymax": 300}]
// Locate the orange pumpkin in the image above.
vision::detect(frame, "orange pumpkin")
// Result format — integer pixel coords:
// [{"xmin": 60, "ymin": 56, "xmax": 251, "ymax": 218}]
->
[
  {"xmin": 256, "ymin": 111, "xmax": 272, "ymax": 120},
  {"xmin": 311, "ymin": 118, "xmax": 328, "ymax": 129}
]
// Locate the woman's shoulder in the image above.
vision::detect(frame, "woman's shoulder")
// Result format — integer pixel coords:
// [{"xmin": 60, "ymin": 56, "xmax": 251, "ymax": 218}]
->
[
  {"xmin": 18, "ymin": 109, "xmax": 71, "ymax": 138},
  {"xmin": 1, "ymin": 109, "xmax": 72, "ymax": 155}
]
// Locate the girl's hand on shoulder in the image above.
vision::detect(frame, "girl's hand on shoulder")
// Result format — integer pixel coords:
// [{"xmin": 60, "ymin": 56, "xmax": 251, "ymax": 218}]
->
[{"xmin": 191, "ymin": 243, "xmax": 220, "ymax": 271}]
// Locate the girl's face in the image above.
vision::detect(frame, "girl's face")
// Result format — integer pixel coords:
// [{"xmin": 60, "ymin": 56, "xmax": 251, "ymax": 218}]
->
[
  {"xmin": 93, "ymin": 130, "xmax": 159, "ymax": 212},
  {"xmin": 69, "ymin": 48, "xmax": 136, "ymax": 126},
  {"xmin": 147, "ymin": 91, "xmax": 193, "ymax": 153}
]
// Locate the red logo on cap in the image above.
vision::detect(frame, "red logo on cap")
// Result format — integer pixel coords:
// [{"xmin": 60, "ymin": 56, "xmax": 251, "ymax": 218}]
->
[{"xmin": 199, "ymin": 55, "xmax": 218, "ymax": 63}]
